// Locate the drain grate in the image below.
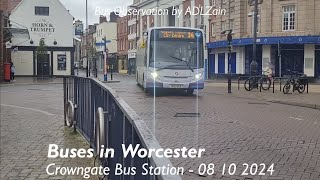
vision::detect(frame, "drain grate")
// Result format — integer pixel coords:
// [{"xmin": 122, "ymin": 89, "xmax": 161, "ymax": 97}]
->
[
  {"xmin": 174, "ymin": 113, "xmax": 200, "ymax": 117},
  {"xmin": 27, "ymin": 88, "xmax": 45, "ymax": 91}
]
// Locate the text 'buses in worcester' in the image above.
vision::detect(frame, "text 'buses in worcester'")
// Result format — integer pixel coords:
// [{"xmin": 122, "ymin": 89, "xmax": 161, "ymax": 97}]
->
[{"xmin": 136, "ymin": 27, "xmax": 205, "ymax": 95}]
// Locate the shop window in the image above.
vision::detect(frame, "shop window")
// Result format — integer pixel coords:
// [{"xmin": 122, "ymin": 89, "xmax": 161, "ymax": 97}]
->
[
  {"xmin": 35, "ymin": 6, "xmax": 49, "ymax": 16},
  {"xmin": 57, "ymin": 54, "xmax": 66, "ymax": 71}
]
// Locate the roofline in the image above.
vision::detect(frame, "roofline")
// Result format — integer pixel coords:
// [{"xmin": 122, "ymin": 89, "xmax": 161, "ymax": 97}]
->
[
  {"xmin": 146, "ymin": 27, "xmax": 204, "ymax": 32},
  {"xmin": 11, "ymin": 0, "xmax": 74, "ymax": 18},
  {"xmin": 56, "ymin": 0, "xmax": 74, "ymax": 18},
  {"xmin": 73, "ymin": 36, "xmax": 81, "ymax": 41},
  {"xmin": 10, "ymin": 0, "xmax": 24, "ymax": 13}
]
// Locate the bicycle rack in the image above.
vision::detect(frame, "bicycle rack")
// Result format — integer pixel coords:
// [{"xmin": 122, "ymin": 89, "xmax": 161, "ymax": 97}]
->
[
  {"xmin": 272, "ymin": 77, "xmax": 309, "ymax": 94},
  {"xmin": 238, "ymin": 76, "xmax": 250, "ymax": 90}
]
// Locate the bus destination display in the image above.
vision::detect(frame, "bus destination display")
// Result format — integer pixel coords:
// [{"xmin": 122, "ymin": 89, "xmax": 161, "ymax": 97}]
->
[{"xmin": 159, "ymin": 31, "xmax": 198, "ymax": 39}]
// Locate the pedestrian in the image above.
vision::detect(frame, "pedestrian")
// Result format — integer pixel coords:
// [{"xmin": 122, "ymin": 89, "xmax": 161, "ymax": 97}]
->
[
  {"xmin": 128, "ymin": 60, "xmax": 132, "ymax": 75},
  {"xmin": 10, "ymin": 62, "xmax": 15, "ymax": 82}
]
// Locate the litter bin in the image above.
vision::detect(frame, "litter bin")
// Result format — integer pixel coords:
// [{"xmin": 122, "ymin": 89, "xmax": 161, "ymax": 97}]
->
[{"xmin": 4, "ymin": 63, "xmax": 11, "ymax": 82}]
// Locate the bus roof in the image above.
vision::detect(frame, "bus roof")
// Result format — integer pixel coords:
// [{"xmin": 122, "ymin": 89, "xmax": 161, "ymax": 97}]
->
[{"xmin": 146, "ymin": 27, "xmax": 204, "ymax": 32}]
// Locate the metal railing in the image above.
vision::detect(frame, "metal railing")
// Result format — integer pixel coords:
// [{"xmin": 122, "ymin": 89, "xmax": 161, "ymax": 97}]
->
[
  {"xmin": 63, "ymin": 76, "xmax": 182, "ymax": 180},
  {"xmin": 237, "ymin": 75, "xmax": 309, "ymax": 94}
]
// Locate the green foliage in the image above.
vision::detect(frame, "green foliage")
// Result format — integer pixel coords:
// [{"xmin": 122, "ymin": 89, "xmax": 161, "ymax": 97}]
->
[{"xmin": 36, "ymin": 38, "xmax": 47, "ymax": 61}]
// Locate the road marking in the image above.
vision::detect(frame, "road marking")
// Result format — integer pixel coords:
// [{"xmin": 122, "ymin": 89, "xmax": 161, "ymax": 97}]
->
[
  {"xmin": 289, "ymin": 117, "xmax": 304, "ymax": 121},
  {"xmin": 0, "ymin": 104, "xmax": 54, "ymax": 116},
  {"xmin": 188, "ymin": 170, "xmax": 194, "ymax": 173}
]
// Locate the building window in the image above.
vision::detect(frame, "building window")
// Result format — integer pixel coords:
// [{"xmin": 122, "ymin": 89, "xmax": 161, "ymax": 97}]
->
[
  {"xmin": 229, "ymin": 19, "xmax": 234, "ymax": 31},
  {"xmin": 210, "ymin": 0, "xmax": 216, "ymax": 6},
  {"xmin": 221, "ymin": 21, "xmax": 226, "ymax": 32},
  {"xmin": 211, "ymin": 22, "xmax": 216, "ymax": 37},
  {"xmin": 283, "ymin": 5, "xmax": 295, "ymax": 31},
  {"xmin": 195, "ymin": 16, "xmax": 198, "ymax": 28},
  {"xmin": 230, "ymin": 6, "xmax": 235, "ymax": 13},
  {"xmin": 35, "ymin": 6, "xmax": 49, "ymax": 16},
  {"xmin": 251, "ymin": 9, "xmax": 260, "ymax": 33}
]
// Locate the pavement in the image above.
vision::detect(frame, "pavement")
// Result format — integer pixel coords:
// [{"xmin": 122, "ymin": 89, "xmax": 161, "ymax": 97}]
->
[
  {"xmin": 84, "ymin": 70, "xmax": 320, "ymax": 110},
  {"xmin": 0, "ymin": 83, "xmax": 98, "ymax": 179},
  {"xmin": 1, "ymin": 77, "xmax": 63, "ymax": 86},
  {"xmin": 1, "ymin": 72, "xmax": 320, "ymax": 180},
  {"xmin": 92, "ymin": 72, "xmax": 320, "ymax": 180},
  {"xmin": 204, "ymin": 82, "xmax": 320, "ymax": 110}
]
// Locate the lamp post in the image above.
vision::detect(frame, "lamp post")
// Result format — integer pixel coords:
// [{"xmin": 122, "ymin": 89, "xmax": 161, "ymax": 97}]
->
[
  {"xmin": 85, "ymin": 0, "xmax": 88, "ymax": 77},
  {"xmin": 250, "ymin": 0, "xmax": 258, "ymax": 76},
  {"xmin": 221, "ymin": 29, "xmax": 233, "ymax": 93},
  {"xmin": 103, "ymin": 37, "xmax": 108, "ymax": 81}
]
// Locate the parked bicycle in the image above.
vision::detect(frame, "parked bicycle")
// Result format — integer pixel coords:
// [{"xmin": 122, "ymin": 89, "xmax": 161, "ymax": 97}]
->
[
  {"xmin": 244, "ymin": 71, "xmax": 271, "ymax": 91},
  {"xmin": 282, "ymin": 70, "xmax": 307, "ymax": 94}
]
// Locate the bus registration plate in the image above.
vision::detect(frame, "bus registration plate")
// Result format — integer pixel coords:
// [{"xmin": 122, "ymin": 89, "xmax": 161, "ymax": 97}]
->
[{"xmin": 170, "ymin": 84, "xmax": 182, "ymax": 88}]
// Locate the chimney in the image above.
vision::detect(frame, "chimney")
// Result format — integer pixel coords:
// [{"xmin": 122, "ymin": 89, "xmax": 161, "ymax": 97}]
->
[
  {"xmin": 99, "ymin": 15, "xmax": 107, "ymax": 24},
  {"xmin": 109, "ymin": 12, "xmax": 119, "ymax": 22}
]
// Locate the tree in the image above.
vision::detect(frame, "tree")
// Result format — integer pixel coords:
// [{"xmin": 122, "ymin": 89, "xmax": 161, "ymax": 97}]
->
[
  {"xmin": 36, "ymin": 38, "xmax": 47, "ymax": 62},
  {"xmin": 36, "ymin": 38, "xmax": 48, "ymax": 77}
]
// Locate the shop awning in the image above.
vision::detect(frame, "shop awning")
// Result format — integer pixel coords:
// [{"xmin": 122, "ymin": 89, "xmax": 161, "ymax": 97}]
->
[{"xmin": 5, "ymin": 27, "xmax": 30, "ymax": 39}]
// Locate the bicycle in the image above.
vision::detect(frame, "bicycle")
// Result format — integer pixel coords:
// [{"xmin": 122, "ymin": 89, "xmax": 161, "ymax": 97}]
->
[
  {"xmin": 244, "ymin": 71, "xmax": 271, "ymax": 91},
  {"xmin": 282, "ymin": 70, "xmax": 307, "ymax": 94}
]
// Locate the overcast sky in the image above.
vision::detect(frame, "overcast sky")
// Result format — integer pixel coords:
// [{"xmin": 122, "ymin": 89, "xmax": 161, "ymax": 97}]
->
[{"xmin": 59, "ymin": 0, "xmax": 133, "ymax": 26}]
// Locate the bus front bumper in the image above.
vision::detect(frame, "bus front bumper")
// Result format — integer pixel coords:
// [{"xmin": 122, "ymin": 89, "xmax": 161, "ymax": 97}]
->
[{"xmin": 146, "ymin": 80, "xmax": 204, "ymax": 89}]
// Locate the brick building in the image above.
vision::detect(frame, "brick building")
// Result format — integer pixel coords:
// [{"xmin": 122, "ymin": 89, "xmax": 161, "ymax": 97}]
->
[
  {"xmin": 206, "ymin": 0, "xmax": 320, "ymax": 79},
  {"xmin": 0, "ymin": 0, "xmax": 22, "ymax": 81},
  {"xmin": 80, "ymin": 25, "xmax": 96, "ymax": 70},
  {"xmin": 130, "ymin": 0, "xmax": 320, "ymax": 80},
  {"xmin": 117, "ymin": 15, "xmax": 128, "ymax": 74},
  {"xmin": 127, "ymin": 11, "xmax": 138, "ymax": 75}
]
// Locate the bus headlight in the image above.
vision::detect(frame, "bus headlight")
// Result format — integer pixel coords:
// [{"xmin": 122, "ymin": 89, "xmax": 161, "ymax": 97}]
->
[
  {"xmin": 195, "ymin": 73, "xmax": 202, "ymax": 79},
  {"xmin": 151, "ymin": 72, "xmax": 158, "ymax": 79}
]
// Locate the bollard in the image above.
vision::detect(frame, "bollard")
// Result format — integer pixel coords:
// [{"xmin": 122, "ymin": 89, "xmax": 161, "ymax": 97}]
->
[
  {"xmin": 273, "ymin": 79, "xmax": 275, "ymax": 93},
  {"xmin": 238, "ymin": 77, "xmax": 240, "ymax": 90},
  {"xmin": 111, "ymin": 66, "xmax": 113, "ymax": 80}
]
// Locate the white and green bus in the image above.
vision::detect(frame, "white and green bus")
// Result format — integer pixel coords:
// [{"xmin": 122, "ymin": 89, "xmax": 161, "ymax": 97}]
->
[{"xmin": 136, "ymin": 27, "xmax": 205, "ymax": 95}]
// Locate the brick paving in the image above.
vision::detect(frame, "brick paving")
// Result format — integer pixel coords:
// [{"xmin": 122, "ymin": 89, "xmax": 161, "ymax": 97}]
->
[
  {"xmin": 0, "ymin": 84, "xmax": 98, "ymax": 180},
  {"xmin": 99, "ymin": 73, "xmax": 320, "ymax": 180},
  {"xmin": 204, "ymin": 82, "xmax": 320, "ymax": 110}
]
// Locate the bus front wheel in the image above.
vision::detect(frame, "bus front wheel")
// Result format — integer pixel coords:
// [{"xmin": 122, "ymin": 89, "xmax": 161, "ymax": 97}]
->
[{"xmin": 186, "ymin": 89, "xmax": 194, "ymax": 95}]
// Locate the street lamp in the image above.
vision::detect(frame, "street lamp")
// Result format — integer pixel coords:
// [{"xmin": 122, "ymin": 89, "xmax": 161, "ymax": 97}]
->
[
  {"xmin": 85, "ymin": 0, "xmax": 89, "ymax": 77},
  {"xmin": 250, "ymin": 0, "xmax": 259, "ymax": 76},
  {"xmin": 221, "ymin": 29, "xmax": 233, "ymax": 93}
]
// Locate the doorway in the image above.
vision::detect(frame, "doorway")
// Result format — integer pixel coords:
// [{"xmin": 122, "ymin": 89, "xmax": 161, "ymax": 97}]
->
[
  {"xmin": 316, "ymin": 49, "xmax": 320, "ymax": 79},
  {"xmin": 208, "ymin": 54, "xmax": 215, "ymax": 78},
  {"xmin": 37, "ymin": 54, "xmax": 50, "ymax": 76}
]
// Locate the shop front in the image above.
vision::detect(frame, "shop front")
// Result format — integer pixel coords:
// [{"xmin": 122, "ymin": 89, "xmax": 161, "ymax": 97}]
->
[{"xmin": 207, "ymin": 36, "xmax": 320, "ymax": 79}]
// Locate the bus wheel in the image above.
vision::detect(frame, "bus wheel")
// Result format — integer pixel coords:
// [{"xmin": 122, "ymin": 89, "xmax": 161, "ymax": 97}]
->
[{"xmin": 186, "ymin": 89, "xmax": 194, "ymax": 95}]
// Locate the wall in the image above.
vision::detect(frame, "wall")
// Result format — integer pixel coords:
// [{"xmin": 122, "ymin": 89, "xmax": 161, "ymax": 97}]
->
[
  {"xmin": 11, "ymin": 51, "xmax": 33, "ymax": 75},
  {"xmin": 304, "ymin": 44, "xmax": 315, "ymax": 77},
  {"xmin": 96, "ymin": 22, "xmax": 117, "ymax": 53}
]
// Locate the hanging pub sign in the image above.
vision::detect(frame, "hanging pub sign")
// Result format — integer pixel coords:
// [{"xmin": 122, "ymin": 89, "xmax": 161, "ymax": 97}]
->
[
  {"xmin": 30, "ymin": 19, "xmax": 55, "ymax": 38},
  {"xmin": 57, "ymin": 54, "xmax": 66, "ymax": 71}
]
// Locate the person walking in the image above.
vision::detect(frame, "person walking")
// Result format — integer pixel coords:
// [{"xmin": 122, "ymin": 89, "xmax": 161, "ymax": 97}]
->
[{"xmin": 10, "ymin": 62, "xmax": 15, "ymax": 82}]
